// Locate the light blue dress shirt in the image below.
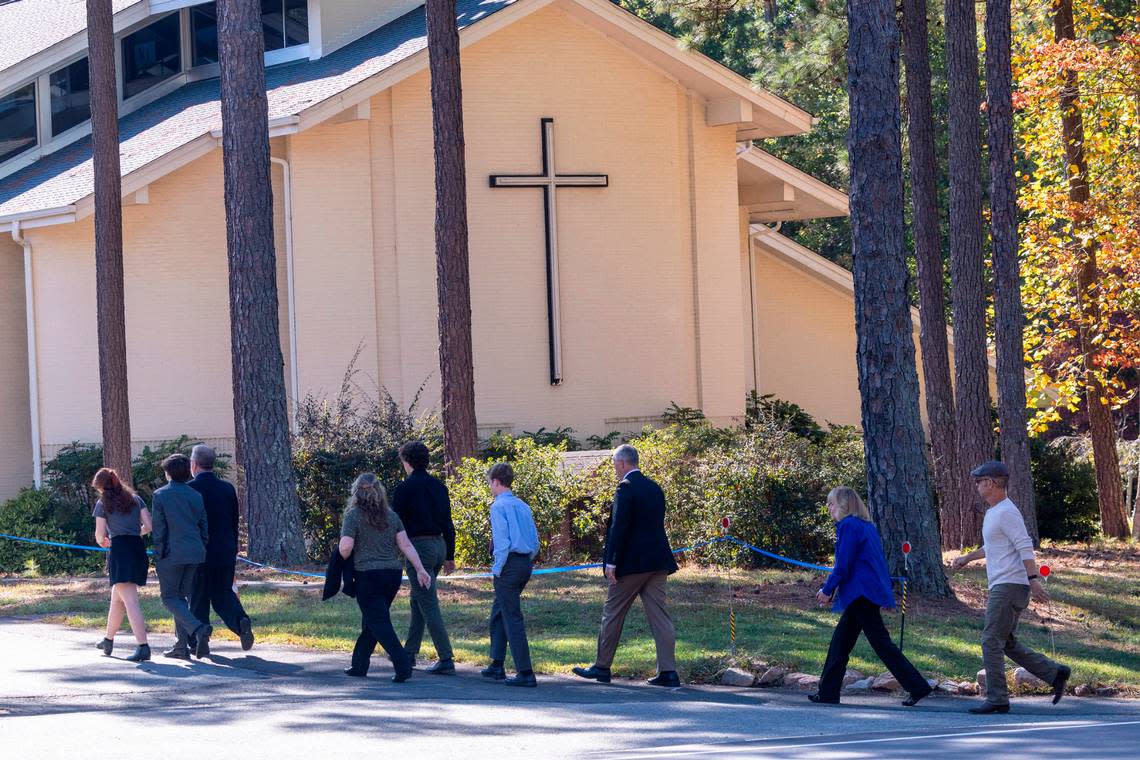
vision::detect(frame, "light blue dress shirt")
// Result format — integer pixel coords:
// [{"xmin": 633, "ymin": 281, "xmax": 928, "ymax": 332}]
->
[{"xmin": 491, "ymin": 491, "xmax": 540, "ymax": 576}]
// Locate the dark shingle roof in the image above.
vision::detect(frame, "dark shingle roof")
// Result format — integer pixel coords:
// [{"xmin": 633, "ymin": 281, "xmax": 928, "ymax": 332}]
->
[{"xmin": 0, "ymin": 0, "xmax": 515, "ymax": 219}]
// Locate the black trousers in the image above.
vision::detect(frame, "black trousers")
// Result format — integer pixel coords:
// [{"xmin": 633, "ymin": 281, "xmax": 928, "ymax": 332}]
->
[
  {"xmin": 191, "ymin": 561, "xmax": 249, "ymax": 636},
  {"xmin": 818, "ymin": 596, "xmax": 928, "ymax": 699},
  {"xmin": 351, "ymin": 569, "xmax": 410, "ymax": 675},
  {"xmin": 489, "ymin": 553, "xmax": 533, "ymax": 672}
]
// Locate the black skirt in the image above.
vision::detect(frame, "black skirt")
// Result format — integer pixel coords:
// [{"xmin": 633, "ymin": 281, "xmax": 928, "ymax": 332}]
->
[{"xmin": 107, "ymin": 535, "xmax": 149, "ymax": 586}]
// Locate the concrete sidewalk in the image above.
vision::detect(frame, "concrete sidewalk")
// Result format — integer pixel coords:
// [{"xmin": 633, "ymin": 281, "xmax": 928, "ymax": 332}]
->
[{"xmin": 2, "ymin": 619, "xmax": 1137, "ymax": 758}]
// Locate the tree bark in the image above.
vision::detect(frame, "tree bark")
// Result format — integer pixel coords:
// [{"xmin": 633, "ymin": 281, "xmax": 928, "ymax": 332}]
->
[
  {"xmin": 1053, "ymin": 0, "xmax": 1129, "ymax": 538},
  {"xmin": 944, "ymin": 0, "xmax": 991, "ymax": 547},
  {"xmin": 86, "ymin": 0, "xmax": 133, "ymax": 486},
  {"xmin": 217, "ymin": 0, "xmax": 306, "ymax": 563},
  {"xmin": 426, "ymin": 0, "xmax": 478, "ymax": 471},
  {"xmin": 846, "ymin": 0, "xmax": 951, "ymax": 596},
  {"xmin": 986, "ymin": 0, "xmax": 1038, "ymax": 543},
  {"xmin": 901, "ymin": 0, "xmax": 960, "ymax": 548}
]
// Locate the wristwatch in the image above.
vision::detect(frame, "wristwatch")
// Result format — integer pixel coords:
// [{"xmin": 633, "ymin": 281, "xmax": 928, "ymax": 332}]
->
[{"xmin": 1027, "ymin": 574, "xmax": 1039, "ymax": 580}]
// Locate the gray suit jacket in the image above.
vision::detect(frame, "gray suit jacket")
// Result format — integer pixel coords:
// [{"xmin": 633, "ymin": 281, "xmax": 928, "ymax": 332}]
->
[{"xmin": 151, "ymin": 481, "xmax": 209, "ymax": 565}]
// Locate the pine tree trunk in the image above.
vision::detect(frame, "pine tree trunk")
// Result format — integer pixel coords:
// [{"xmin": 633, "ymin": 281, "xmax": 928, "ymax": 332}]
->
[
  {"xmin": 986, "ymin": 0, "xmax": 1038, "ymax": 543},
  {"xmin": 945, "ymin": 0, "xmax": 991, "ymax": 547},
  {"xmin": 901, "ymin": 0, "xmax": 960, "ymax": 548},
  {"xmin": 426, "ymin": 0, "xmax": 478, "ymax": 471},
  {"xmin": 846, "ymin": 0, "xmax": 951, "ymax": 596},
  {"xmin": 86, "ymin": 0, "xmax": 132, "ymax": 486},
  {"xmin": 217, "ymin": 0, "xmax": 306, "ymax": 563},
  {"xmin": 1053, "ymin": 0, "xmax": 1129, "ymax": 538}
]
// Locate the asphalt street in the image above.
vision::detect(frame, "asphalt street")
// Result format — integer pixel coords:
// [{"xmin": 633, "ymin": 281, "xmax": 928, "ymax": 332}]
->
[{"xmin": 2, "ymin": 619, "xmax": 1137, "ymax": 758}]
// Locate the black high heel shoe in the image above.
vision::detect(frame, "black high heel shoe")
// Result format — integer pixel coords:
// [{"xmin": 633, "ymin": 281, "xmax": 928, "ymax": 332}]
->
[{"xmin": 96, "ymin": 638, "xmax": 114, "ymax": 656}]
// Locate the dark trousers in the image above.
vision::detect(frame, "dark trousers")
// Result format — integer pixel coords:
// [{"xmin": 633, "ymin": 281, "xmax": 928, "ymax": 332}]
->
[
  {"xmin": 156, "ymin": 561, "xmax": 207, "ymax": 651},
  {"xmin": 818, "ymin": 596, "xmax": 928, "ymax": 699},
  {"xmin": 191, "ymin": 561, "xmax": 249, "ymax": 636},
  {"xmin": 351, "ymin": 569, "xmax": 411, "ymax": 675},
  {"xmin": 403, "ymin": 536, "xmax": 454, "ymax": 661},
  {"xmin": 489, "ymin": 553, "xmax": 533, "ymax": 672}
]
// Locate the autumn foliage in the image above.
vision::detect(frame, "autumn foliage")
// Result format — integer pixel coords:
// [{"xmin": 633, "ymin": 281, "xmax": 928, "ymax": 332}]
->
[{"xmin": 1015, "ymin": 2, "xmax": 1140, "ymax": 431}]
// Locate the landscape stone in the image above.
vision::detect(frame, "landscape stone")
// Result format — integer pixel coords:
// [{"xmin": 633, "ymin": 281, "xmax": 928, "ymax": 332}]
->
[
  {"xmin": 756, "ymin": 666, "xmax": 786, "ymax": 686},
  {"xmin": 1013, "ymin": 668, "xmax": 1047, "ymax": 689},
  {"xmin": 721, "ymin": 668, "xmax": 757, "ymax": 687},
  {"xmin": 957, "ymin": 681, "xmax": 979, "ymax": 696},
  {"xmin": 872, "ymin": 673, "xmax": 900, "ymax": 691},
  {"xmin": 842, "ymin": 669, "xmax": 864, "ymax": 687},
  {"xmin": 846, "ymin": 677, "xmax": 874, "ymax": 691},
  {"xmin": 1075, "ymin": 683, "xmax": 1094, "ymax": 697},
  {"xmin": 784, "ymin": 672, "xmax": 821, "ymax": 690}
]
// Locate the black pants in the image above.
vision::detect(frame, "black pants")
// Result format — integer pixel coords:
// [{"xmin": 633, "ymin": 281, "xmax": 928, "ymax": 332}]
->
[
  {"xmin": 351, "ymin": 569, "xmax": 410, "ymax": 675},
  {"xmin": 818, "ymin": 596, "xmax": 928, "ymax": 699},
  {"xmin": 489, "ymin": 553, "xmax": 533, "ymax": 672},
  {"xmin": 191, "ymin": 561, "xmax": 249, "ymax": 637}
]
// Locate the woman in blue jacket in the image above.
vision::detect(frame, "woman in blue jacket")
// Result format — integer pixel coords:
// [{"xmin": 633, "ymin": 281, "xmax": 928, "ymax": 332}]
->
[{"xmin": 809, "ymin": 487, "xmax": 931, "ymax": 706}]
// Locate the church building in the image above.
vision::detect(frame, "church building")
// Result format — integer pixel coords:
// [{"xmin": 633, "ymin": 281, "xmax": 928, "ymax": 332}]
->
[{"xmin": 0, "ymin": 0, "xmax": 959, "ymax": 499}]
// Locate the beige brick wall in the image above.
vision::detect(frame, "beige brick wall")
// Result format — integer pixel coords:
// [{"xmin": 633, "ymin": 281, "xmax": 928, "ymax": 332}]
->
[
  {"xmin": 749, "ymin": 241, "xmax": 937, "ymax": 430},
  {"xmin": 0, "ymin": 237, "xmax": 32, "ymax": 499},
  {"xmin": 12, "ymin": 3, "xmax": 767, "ymax": 472},
  {"xmin": 378, "ymin": 5, "xmax": 742, "ymax": 436},
  {"xmin": 27, "ymin": 144, "xmax": 292, "ymax": 456}
]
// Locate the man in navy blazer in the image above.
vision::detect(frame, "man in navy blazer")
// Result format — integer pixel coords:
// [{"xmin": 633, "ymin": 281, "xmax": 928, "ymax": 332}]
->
[
  {"xmin": 188, "ymin": 445, "xmax": 254, "ymax": 653},
  {"xmin": 573, "ymin": 445, "xmax": 680, "ymax": 687}
]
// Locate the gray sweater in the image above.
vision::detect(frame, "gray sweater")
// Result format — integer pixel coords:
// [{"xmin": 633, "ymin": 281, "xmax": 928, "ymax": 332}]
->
[{"xmin": 151, "ymin": 481, "xmax": 209, "ymax": 565}]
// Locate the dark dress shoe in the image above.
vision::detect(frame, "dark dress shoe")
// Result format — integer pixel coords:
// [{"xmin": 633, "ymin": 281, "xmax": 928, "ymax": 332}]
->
[
  {"xmin": 572, "ymin": 665, "xmax": 611, "ymax": 684},
  {"xmin": 481, "ymin": 665, "xmax": 506, "ymax": 680},
  {"xmin": 96, "ymin": 638, "xmax": 113, "ymax": 656},
  {"xmin": 391, "ymin": 669, "xmax": 413, "ymax": 683},
  {"xmin": 125, "ymin": 644, "xmax": 151, "ymax": 663},
  {"xmin": 194, "ymin": 625, "xmax": 212, "ymax": 659},
  {"xmin": 505, "ymin": 673, "xmax": 537, "ymax": 687},
  {"xmin": 1052, "ymin": 665, "xmax": 1071, "ymax": 704},
  {"xmin": 344, "ymin": 667, "xmax": 368, "ymax": 677},
  {"xmin": 902, "ymin": 685, "xmax": 933, "ymax": 707},
  {"xmin": 163, "ymin": 648, "xmax": 192, "ymax": 661},
  {"xmin": 239, "ymin": 618, "xmax": 255, "ymax": 651},
  {"xmin": 647, "ymin": 671, "xmax": 681, "ymax": 687},
  {"xmin": 808, "ymin": 693, "xmax": 839, "ymax": 704},
  {"xmin": 968, "ymin": 702, "xmax": 1010, "ymax": 714},
  {"xmin": 426, "ymin": 659, "xmax": 456, "ymax": 675}
]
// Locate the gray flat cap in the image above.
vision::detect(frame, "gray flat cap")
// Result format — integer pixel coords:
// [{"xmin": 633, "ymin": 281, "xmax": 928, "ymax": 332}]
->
[{"xmin": 970, "ymin": 460, "xmax": 1009, "ymax": 478}]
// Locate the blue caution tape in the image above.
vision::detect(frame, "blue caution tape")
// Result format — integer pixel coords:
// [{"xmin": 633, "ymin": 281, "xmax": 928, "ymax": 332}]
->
[{"xmin": 0, "ymin": 531, "xmax": 906, "ymax": 584}]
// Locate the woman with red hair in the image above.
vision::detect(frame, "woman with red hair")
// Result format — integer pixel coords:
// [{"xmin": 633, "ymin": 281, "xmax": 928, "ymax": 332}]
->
[{"xmin": 92, "ymin": 468, "xmax": 153, "ymax": 662}]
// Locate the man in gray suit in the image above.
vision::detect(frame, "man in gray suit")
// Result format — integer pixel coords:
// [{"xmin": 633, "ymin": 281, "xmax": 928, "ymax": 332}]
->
[{"xmin": 152, "ymin": 453, "xmax": 212, "ymax": 659}]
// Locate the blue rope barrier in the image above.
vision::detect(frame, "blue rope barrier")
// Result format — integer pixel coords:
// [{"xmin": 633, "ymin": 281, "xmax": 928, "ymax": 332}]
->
[{"xmin": 0, "ymin": 531, "xmax": 906, "ymax": 584}]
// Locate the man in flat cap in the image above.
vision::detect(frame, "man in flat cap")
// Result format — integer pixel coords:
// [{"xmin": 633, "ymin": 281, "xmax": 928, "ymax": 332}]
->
[{"xmin": 951, "ymin": 461, "xmax": 1070, "ymax": 714}]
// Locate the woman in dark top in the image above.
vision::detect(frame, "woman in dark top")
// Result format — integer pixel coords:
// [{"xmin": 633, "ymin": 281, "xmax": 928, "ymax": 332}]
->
[
  {"xmin": 92, "ymin": 468, "xmax": 152, "ymax": 662},
  {"xmin": 809, "ymin": 487, "xmax": 931, "ymax": 706},
  {"xmin": 339, "ymin": 473, "xmax": 431, "ymax": 682}
]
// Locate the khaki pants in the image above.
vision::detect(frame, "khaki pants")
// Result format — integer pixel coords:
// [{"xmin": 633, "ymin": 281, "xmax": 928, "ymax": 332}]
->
[
  {"xmin": 983, "ymin": 583, "xmax": 1059, "ymax": 705},
  {"xmin": 595, "ymin": 571, "xmax": 676, "ymax": 672}
]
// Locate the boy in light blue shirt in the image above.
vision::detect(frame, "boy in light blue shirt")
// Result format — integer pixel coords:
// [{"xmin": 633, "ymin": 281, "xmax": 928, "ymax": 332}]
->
[{"xmin": 481, "ymin": 463, "xmax": 539, "ymax": 687}]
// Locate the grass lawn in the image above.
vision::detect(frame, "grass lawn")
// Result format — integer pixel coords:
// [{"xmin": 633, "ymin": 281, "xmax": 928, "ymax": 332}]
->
[{"xmin": 2, "ymin": 542, "xmax": 1137, "ymax": 693}]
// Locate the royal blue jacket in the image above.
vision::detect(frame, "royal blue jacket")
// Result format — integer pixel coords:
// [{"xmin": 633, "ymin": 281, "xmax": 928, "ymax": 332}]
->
[{"xmin": 820, "ymin": 515, "xmax": 896, "ymax": 612}]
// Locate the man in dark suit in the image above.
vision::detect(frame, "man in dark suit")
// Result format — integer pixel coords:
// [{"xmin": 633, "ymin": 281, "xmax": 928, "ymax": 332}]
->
[
  {"xmin": 188, "ymin": 445, "xmax": 253, "ymax": 654},
  {"xmin": 152, "ymin": 454, "xmax": 212, "ymax": 660},
  {"xmin": 573, "ymin": 444, "xmax": 680, "ymax": 687}
]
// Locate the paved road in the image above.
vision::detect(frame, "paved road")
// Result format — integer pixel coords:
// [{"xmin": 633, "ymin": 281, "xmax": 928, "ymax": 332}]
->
[{"xmin": 2, "ymin": 619, "xmax": 1137, "ymax": 758}]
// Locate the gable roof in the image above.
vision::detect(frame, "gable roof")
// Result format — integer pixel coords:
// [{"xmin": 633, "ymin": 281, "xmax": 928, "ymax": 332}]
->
[
  {"xmin": 0, "ymin": 0, "xmax": 144, "ymax": 81},
  {"xmin": 737, "ymin": 145, "xmax": 848, "ymax": 222},
  {"xmin": 0, "ymin": 0, "xmax": 813, "ymax": 231}
]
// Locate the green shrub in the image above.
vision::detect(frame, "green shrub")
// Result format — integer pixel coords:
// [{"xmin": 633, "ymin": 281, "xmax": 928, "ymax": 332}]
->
[
  {"xmin": 42, "ymin": 436, "xmax": 230, "ymax": 507},
  {"xmin": 0, "ymin": 489, "xmax": 105, "ymax": 575},
  {"xmin": 292, "ymin": 367, "xmax": 440, "ymax": 559},
  {"xmin": 1031, "ymin": 436, "xmax": 1100, "ymax": 541}
]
